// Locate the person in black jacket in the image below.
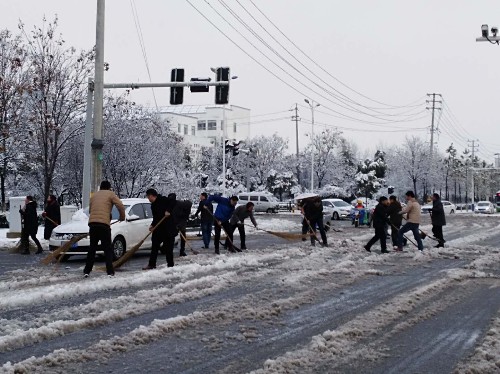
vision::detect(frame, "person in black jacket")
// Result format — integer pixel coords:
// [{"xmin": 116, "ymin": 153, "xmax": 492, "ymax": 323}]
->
[
  {"xmin": 430, "ymin": 193, "xmax": 446, "ymax": 248},
  {"xmin": 42, "ymin": 194, "xmax": 61, "ymax": 241},
  {"xmin": 143, "ymin": 189, "xmax": 177, "ymax": 269},
  {"xmin": 302, "ymin": 197, "xmax": 328, "ymax": 247},
  {"xmin": 169, "ymin": 193, "xmax": 192, "ymax": 257},
  {"xmin": 228, "ymin": 202, "xmax": 257, "ymax": 250},
  {"xmin": 19, "ymin": 196, "xmax": 44, "ymax": 254},
  {"xmin": 194, "ymin": 192, "xmax": 213, "ymax": 249},
  {"xmin": 364, "ymin": 196, "xmax": 390, "ymax": 253},
  {"xmin": 386, "ymin": 195, "xmax": 406, "ymax": 248}
]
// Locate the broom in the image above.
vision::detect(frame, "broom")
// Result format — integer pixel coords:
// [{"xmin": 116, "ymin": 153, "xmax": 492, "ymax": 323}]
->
[
  {"xmin": 178, "ymin": 230, "xmax": 199, "ymax": 255},
  {"xmin": 109, "ymin": 214, "xmax": 169, "ymax": 270},
  {"xmin": 204, "ymin": 206, "xmax": 240, "ymax": 252},
  {"xmin": 41, "ymin": 233, "xmax": 88, "ymax": 265},
  {"xmin": 242, "ymin": 222, "xmax": 306, "ymax": 241},
  {"xmin": 44, "ymin": 216, "xmax": 59, "ymax": 227},
  {"xmin": 303, "ymin": 216, "xmax": 323, "ymax": 245}
]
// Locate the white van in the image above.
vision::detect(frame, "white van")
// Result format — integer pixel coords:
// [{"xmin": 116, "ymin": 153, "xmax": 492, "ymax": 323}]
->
[{"xmin": 238, "ymin": 192, "xmax": 280, "ymax": 213}]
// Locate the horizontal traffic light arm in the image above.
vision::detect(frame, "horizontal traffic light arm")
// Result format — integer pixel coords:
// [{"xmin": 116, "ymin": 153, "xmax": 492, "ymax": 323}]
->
[{"xmin": 103, "ymin": 81, "xmax": 229, "ymax": 89}]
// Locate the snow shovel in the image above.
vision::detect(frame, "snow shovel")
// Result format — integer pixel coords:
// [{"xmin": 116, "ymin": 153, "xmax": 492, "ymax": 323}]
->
[
  {"xmin": 109, "ymin": 214, "xmax": 169, "ymax": 270},
  {"xmin": 178, "ymin": 230, "xmax": 199, "ymax": 255},
  {"xmin": 419, "ymin": 229, "xmax": 444, "ymax": 244}
]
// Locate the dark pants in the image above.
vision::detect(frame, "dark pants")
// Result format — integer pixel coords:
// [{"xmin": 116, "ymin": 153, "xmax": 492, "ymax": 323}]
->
[
  {"xmin": 44, "ymin": 223, "xmax": 56, "ymax": 240},
  {"xmin": 84, "ymin": 224, "xmax": 113, "ymax": 275},
  {"xmin": 228, "ymin": 223, "xmax": 246, "ymax": 249},
  {"xmin": 432, "ymin": 225, "xmax": 445, "ymax": 245},
  {"xmin": 21, "ymin": 230, "xmax": 43, "ymax": 253},
  {"xmin": 366, "ymin": 226, "xmax": 387, "ymax": 251},
  {"xmin": 398, "ymin": 222, "xmax": 424, "ymax": 251},
  {"xmin": 149, "ymin": 233, "xmax": 175, "ymax": 268},
  {"xmin": 390, "ymin": 222, "xmax": 407, "ymax": 247},
  {"xmin": 214, "ymin": 220, "xmax": 233, "ymax": 251},
  {"xmin": 201, "ymin": 221, "xmax": 212, "ymax": 248},
  {"xmin": 302, "ymin": 218, "xmax": 328, "ymax": 245}
]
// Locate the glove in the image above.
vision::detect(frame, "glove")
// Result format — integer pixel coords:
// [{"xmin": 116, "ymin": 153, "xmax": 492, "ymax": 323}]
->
[{"xmin": 42, "ymin": 212, "xmax": 47, "ymax": 218}]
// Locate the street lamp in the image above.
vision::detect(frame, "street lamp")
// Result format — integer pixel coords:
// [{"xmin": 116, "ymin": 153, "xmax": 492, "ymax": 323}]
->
[
  {"xmin": 211, "ymin": 68, "xmax": 238, "ymax": 195},
  {"xmin": 304, "ymin": 98, "xmax": 320, "ymax": 192}
]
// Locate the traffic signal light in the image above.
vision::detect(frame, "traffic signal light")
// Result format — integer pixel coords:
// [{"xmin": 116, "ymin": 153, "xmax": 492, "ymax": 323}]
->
[
  {"xmin": 190, "ymin": 77, "xmax": 210, "ymax": 93},
  {"xmin": 224, "ymin": 139, "xmax": 232, "ymax": 154},
  {"xmin": 170, "ymin": 68, "xmax": 184, "ymax": 105},
  {"xmin": 215, "ymin": 67, "xmax": 230, "ymax": 105},
  {"xmin": 232, "ymin": 141, "xmax": 240, "ymax": 156}
]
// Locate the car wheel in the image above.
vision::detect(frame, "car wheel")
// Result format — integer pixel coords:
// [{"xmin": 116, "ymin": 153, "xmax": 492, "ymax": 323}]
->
[
  {"xmin": 332, "ymin": 212, "xmax": 339, "ymax": 220},
  {"xmin": 112, "ymin": 236, "xmax": 126, "ymax": 261},
  {"xmin": 266, "ymin": 208, "xmax": 272, "ymax": 213},
  {"xmin": 450, "ymin": 210, "xmax": 455, "ymax": 214}
]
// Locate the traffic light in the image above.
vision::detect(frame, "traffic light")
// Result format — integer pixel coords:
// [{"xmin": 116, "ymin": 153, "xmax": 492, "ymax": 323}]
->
[
  {"xmin": 232, "ymin": 141, "xmax": 240, "ymax": 156},
  {"xmin": 170, "ymin": 68, "xmax": 184, "ymax": 105},
  {"xmin": 224, "ymin": 139, "xmax": 232, "ymax": 154},
  {"xmin": 215, "ymin": 67, "xmax": 230, "ymax": 105},
  {"xmin": 190, "ymin": 77, "xmax": 210, "ymax": 93}
]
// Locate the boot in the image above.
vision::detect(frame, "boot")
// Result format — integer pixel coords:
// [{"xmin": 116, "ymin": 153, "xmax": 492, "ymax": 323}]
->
[{"xmin": 179, "ymin": 250, "xmax": 187, "ymax": 257}]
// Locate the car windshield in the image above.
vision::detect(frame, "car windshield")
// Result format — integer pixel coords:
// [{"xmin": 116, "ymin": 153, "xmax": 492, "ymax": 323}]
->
[
  {"xmin": 81, "ymin": 205, "xmax": 130, "ymax": 220},
  {"xmin": 333, "ymin": 201, "xmax": 350, "ymax": 207},
  {"xmin": 478, "ymin": 202, "xmax": 489, "ymax": 206}
]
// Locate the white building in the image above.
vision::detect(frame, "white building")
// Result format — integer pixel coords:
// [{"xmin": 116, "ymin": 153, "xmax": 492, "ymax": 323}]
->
[{"xmin": 159, "ymin": 105, "xmax": 251, "ymax": 156}]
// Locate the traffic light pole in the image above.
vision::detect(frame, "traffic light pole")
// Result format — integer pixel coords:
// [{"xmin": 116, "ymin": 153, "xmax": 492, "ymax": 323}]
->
[
  {"xmin": 102, "ymin": 81, "xmax": 229, "ymax": 89},
  {"xmin": 222, "ymin": 105, "xmax": 227, "ymax": 196}
]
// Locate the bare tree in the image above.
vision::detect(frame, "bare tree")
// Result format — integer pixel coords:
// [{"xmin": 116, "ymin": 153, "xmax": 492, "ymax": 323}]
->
[{"xmin": 19, "ymin": 16, "xmax": 94, "ymax": 200}]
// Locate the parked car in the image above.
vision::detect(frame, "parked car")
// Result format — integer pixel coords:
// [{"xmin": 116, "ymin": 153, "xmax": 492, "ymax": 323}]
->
[
  {"xmin": 49, "ymin": 198, "xmax": 153, "ymax": 261},
  {"xmin": 278, "ymin": 200, "xmax": 296, "ymax": 212},
  {"xmin": 322, "ymin": 199, "xmax": 352, "ymax": 220},
  {"xmin": 474, "ymin": 201, "xmax": 495, "ymax": 214},
  {"xmin": 421, "ymin": 200, "xmax": 456, "ymax": 215},
  {"xmin": 238, "ymin": 192, "xmax": 279, "ymax": 213}
]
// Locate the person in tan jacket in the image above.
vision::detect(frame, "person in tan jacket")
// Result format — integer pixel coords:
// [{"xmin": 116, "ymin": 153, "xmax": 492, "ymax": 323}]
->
[
  {"xmin": 84, "ymin": 180, "xmax": 125, "ymax": 277},
  {"xmin": 395, "ymin": 190, "xmax": 424, "ymax": 251}
]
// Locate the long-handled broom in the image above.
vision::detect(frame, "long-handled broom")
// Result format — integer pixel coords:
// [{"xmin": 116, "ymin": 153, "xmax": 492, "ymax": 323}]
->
[
  {"xmin": 204, "ymin": 207, "xmax": 240, "ymax": 252},
  {"xmin": 110, "ymin": 214, "xmax": 169, "ymax": 270},
  {"xmin": 178, "ymin": 230, "xmax": 199, "ymax": 255},
  {"xmin": 242, "ymin": 222, "xmax": 306, "ymax": 241},
  {"xmin": 303, "ymin": 216, "xmax": 323, "ymax": 245},
  {"xmin": 41, "ymin": 233, "xmax": 88, "ymax": 265}
]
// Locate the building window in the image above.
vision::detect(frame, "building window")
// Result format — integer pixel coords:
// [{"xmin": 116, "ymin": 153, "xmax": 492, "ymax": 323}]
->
[
  {"xmin": 178, "ymin": 123, "xmax": 181, "ymax": 133},
  {"xmin": 233, "ymin": 122, "xmax": 237, "ymax": 133},
  {"xmin": 184, "ymin": 124, "xmax": 188, "ymax": 135},
  {"xmin": 208, "ymin": 120, "xmax": 217, "ymax": 130},
  {"xmin": 197, "ymin": 120, "xmax": 206, "ymax": 131},
  {"xmin": 191, "ymin": 126, "xmax": 195, "ymax": 136}
]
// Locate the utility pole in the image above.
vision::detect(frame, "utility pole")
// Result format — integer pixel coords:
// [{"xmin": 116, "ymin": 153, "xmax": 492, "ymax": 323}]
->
[
  {"xmin": 304, "ymin": 99, "xmax": 320, "ymax": 192},
  {"xmin": 426, "ymin": 93, "xmax": 442, "ymax": 166},
  {"xmin": 291, "ymin": 104, "xmax": 300, "ymax": 185},
  {"xmin": 468, "ymin": 139, "xmax": 479, "ymax": 210},
  {"xmin": 91, "ymin": 0, "xmax": 105, "ymax": 194}
]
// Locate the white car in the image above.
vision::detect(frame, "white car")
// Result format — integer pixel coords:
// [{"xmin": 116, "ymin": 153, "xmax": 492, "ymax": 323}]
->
[
  {"xmin": 322, "ymin": 199, "xmax": 352, "ymax": 220},
  {"xmin": 238, "ymin": 192, "xmax": 279, "ymax": 213},
  {"xmin": 49, "ymin": 198, "xmax": 153, "ymax": 261},
  {"xmin": 474, "ymin": 201, "xmax": 495, "ymax": 214},
  {"xmin": 421, "ymin": 200, "xmax": 456, "ymax": 215}
]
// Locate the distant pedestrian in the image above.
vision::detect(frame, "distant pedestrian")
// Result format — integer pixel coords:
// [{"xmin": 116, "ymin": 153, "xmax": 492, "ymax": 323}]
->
[
  {"xmin": 19, "ymin": 196, "xmax": 44, "ymax": 254},
  {"xmin": 84, "ymin": 181, "xmax": 125, "ymax": 277},
  {"xmin": 301, "ymin": 197, "xmax": 328, "ymax": 247},
  {"xmin": 205, "ymin": 195, "xmax": 239, "ymax": 254},
  {"xmin": 170, "ymin": 193, "xmax": 192, "ymax": 257},
  {"xmin": 143, "ymin": 189, "xmax": 177, "ymax": 270},
  {"xmin": 364, "ymin": 196, "xmax": 390, "ymax": 253},
  {"xmin": 194, "ymin": 192, "xmax": 213, "ymax": 249},
  {"xmin": 228, "ymin": 202, "xmax": 257, "ymax": 250},
  {"xmin": 42, "ymin": 194, "xmax": 61, "ymax": 241},
  {"xmin": 386, "ymin": 195, "xmax": 406, "ymax": 248},
  {"xmin": 396, "ymin": 191, "xmax": 424, "ymax": 252},
  {"xmin": 430, "ymin": 193, "xmax": 446, "ymax": 248}
]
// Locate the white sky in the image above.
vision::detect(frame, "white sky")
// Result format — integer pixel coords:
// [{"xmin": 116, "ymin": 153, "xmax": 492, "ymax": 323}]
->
[{"xmin": 3, "ymin": 0, "xmax": 500, "ymax": 161}]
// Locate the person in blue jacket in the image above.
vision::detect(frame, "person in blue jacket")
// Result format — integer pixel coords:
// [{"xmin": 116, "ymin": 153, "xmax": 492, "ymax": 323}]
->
[{"xmin": 205, "ymin": 195, "xmax": 239, "ymax": 254}]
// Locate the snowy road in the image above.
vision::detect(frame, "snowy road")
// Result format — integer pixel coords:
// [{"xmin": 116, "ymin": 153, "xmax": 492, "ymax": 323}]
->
[{"xmin": 0, "ymin": 213, "xmax": 499, "ymax": 373}]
